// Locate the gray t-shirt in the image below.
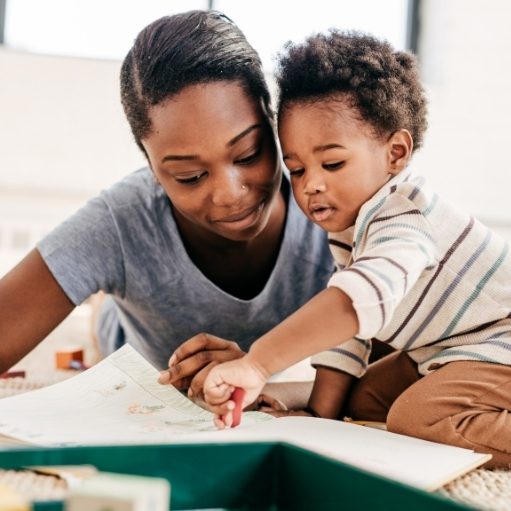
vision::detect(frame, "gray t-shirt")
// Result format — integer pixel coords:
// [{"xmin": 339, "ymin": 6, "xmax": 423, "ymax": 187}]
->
[{"xmin": 38, "ymin": 168, "xmax": 334, "ymax": 369}]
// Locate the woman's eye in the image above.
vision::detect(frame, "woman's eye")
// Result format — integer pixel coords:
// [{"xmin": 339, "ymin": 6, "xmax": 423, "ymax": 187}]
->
[
  {"xmin": 175, "ymin": 172, "xmax": 207, "ymax": 185},
  {"xmin": 323, "ymin": 161, "xmax": 345, "ymax": 171},
  {"xmin": 235, "ymin": 146, "xmax": 262, "ymax": 165}
]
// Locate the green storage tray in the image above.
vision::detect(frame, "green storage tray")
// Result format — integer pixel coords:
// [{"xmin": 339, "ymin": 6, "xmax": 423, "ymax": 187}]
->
[{"xmin": 0, "ymin": 442, "xmax": 472, "ymax": 510}]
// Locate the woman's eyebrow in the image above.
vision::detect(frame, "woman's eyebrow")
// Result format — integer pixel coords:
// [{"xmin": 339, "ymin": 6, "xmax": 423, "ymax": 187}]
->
[
  {"xmin": 227, "ymin": 124, "xmax": 262, "ymax": 147},
  {"xmin": 162, "ymin": 154, "xmax": 199, "ymax": 163},
  {"xmin": 160, "ymin": 124, "xmax": 262, "ymax": 163}
]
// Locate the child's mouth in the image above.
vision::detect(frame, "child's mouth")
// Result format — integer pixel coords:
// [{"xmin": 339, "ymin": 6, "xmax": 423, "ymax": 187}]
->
[{"xmin": 310, "ymin": 207, "xmax": 335, "ymax": 222}]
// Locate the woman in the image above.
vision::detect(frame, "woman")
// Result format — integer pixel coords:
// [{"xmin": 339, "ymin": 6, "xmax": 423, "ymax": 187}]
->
[{"xmin": 0, "ymin": 10, "xmax": 334, "ymax": 409}]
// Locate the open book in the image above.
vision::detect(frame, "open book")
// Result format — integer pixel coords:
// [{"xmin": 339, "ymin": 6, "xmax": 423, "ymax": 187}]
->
[{"xmin": 0, "ymin": 345, "xmax": 490, "ymax": 491}]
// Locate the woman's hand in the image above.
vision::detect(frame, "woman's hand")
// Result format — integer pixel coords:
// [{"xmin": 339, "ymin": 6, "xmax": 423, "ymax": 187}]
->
[
  {"xmin": 253, "ymin": 394, "xmax": 321, "ymax": 418},
  {"xmin": 158, "ymin": 333, "xmax": 244, "ymax": 401},
  {"xmin": 259, "ymin": 408, "xmax": 317, "ymax": 418},
  {"xmin": 254, "ymin": 394, "xmax": 313, "ymax": 418},
  {"xmin": 203, "ymin": 355, "xmax": 269, "ymax": 428}
]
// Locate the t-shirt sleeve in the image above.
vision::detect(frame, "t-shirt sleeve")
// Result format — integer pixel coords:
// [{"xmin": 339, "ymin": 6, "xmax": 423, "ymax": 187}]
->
[
  {"xmin": 329, "ymin": 193, "xmax": 437, "ymax": 340},
  {"xmin": 37, "ymin": 195, "xmax": 126, "ymax": 305},
  {"xmin": 315, "ymin": 192, "xmax": 437, "ymax": 377},
  {"xmin": 311, "ymin": 337, "xmax": 371, "ymax": 378}
]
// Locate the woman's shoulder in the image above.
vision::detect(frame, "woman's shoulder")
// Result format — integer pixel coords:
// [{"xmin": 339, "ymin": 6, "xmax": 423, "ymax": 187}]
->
[{"xmin": 102, "ymin": 167, "xmax": 163, "ymax": 207}]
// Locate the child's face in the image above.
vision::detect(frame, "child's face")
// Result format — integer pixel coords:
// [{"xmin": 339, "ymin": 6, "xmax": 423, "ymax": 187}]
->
[{"xmin": 279, "ymin": 99, "xmax": 395, "ymax": 232}]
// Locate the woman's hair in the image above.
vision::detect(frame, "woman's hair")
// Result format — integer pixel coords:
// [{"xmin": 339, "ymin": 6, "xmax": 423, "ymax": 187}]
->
[
  {"xmin": 120, "ymin": 10, "xmax": 273, "ymax": 151},
  {"xmin": 276, "ymin": 30, "xmax": 428, "ymax": 151}
]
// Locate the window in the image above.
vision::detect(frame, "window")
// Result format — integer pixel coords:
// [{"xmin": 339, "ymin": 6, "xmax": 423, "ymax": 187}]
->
[
  {"xmin": 4, "ymin": 0, "xmax": 208, "ymax": 60},
  {"xmin": 4, "ymin": 0, "xmax": 412, "ymax": 70}
]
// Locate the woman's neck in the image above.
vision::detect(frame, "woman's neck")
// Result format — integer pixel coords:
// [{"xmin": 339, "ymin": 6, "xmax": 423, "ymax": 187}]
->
[{"xmin": 175, "ymin": 191, "xmax": 287, "ymax": 300}]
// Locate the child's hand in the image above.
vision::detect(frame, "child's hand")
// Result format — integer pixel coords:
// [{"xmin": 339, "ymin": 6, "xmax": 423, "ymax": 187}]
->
[
  {"xmin": 203, "ymin": 355, "xmax": 269, "ymax": 428},
  {"xmin": 157, "ymin": 333, "xmax": 244, "ymax": 401}
]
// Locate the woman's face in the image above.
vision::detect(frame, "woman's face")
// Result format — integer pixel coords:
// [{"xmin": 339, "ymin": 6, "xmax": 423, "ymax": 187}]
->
[{"xmin": 142, "ymin": 81, "xmax": 280, "ymax": 243}]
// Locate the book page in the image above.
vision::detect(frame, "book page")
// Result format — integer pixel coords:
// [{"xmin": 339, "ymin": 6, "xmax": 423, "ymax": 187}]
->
[
  {"xmin": 0, "ymin": 345, "xmax": 271, "ymax": 446},
  {"xmin": 0, "ymin": 345, "xmax": 490, "ymax": 491},
  {"xmin": 217, "ymin": 416, "xmax": 491, "ymax": 491}
]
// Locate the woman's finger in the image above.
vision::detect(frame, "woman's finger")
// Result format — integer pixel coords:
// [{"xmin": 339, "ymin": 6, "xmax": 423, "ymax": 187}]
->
[
  {"xmin": 256, "ymin": 393, "xmax": 288, "ymax": 411},
  {"xmin": 188, "ymin": 361, "xmax": 217, "ymax": 399},
  {"xmin": 164, "ymin": 347, "xmax": 244, "ymax": 386},
  {"xmin": 168, "ymin": 333, "xmax": 240, "ymax": 367},
  {"xmin": 259, "ymin": 409, "xmax": 311, "ymax": 418}
]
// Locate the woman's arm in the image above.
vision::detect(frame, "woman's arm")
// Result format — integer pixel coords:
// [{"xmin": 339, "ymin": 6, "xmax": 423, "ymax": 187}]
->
[{"xmin": 0, "ymin": 249, "xmax": 75, "ymax": 372}]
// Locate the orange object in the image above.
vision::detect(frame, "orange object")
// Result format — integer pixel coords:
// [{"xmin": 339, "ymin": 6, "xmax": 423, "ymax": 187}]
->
[{"xmin": 55, "ymin": 347, "xmax": 84, "ymax": 370}]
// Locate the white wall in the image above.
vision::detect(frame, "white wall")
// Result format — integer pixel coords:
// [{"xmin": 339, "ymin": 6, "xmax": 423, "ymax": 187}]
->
[
  {"xmin": 0, "ymin": 49, "xmax": 145, "ymax": 274},
  {"xmin": 1, "ymin": 0, "xmax": 511, "ymax": 277},
  {"xmin": 413, "ymin": 0, "xmax": 511, "ymax": 238},
  {"xmin": 0, "ymin": 48, "xmax": 145, "ymax": 192}
]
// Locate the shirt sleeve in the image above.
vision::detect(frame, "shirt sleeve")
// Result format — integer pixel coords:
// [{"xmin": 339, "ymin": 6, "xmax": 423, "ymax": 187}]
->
[
  {"xmin": 316, "ymin": 193, "xmax": 437, "ymax": 376},
  {"xmin": 37, "ymin": 194, "xmax": 126, "ymax": 305},
  {"xmin": 329, "ymin": 192, "xmax": 437, "ymax": 341},
  {"xmin": 311, "ymin": 337, "xmax": 371, "ymax": 378}
]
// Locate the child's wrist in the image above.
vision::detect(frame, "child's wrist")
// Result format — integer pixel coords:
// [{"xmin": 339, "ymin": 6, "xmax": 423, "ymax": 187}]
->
[{"xmin": 244, "ymin": 350, "xmax": 272, "ymax": 381}]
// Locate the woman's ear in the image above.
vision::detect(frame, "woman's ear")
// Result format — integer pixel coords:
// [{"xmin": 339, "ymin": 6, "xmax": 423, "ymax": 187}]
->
[{"xmin": 388, "ymin": 129, "xmax": 413, "ymax": 175}]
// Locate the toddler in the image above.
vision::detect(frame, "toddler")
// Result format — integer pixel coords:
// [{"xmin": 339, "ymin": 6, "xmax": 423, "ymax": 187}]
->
[{"xmin": 203, "ymin": 30, "xmax": 511, "ymax": 468}]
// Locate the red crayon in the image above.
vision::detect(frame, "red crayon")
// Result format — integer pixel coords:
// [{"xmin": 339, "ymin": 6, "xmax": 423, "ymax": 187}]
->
[{"xmin": 222, "ymin": 387, "xmax": 245, "ymax": 428}]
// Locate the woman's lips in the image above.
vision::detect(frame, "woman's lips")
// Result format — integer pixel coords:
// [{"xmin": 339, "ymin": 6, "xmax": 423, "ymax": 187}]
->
[{"xmin": 214, "ymin": 201, "xmax": 265, "ymax": 229}]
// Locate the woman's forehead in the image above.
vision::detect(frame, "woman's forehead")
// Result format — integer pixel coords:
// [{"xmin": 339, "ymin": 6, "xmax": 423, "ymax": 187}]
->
[
  {"xmin": 143, "ymin": 82, "xmax": 266, "ymax": 157},
  {"xmin": 158, "ymin": 82, "xmax": 260, "ymax": 125}
]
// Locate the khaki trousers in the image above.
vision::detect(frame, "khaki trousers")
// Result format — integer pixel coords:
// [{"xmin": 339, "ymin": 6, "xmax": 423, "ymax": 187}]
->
[{"xmin": 344, "ymin": 351, "xmax": 511, "ymax": 469}]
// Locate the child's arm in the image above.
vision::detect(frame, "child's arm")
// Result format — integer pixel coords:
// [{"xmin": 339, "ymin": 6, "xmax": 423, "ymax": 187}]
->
[
  {"xmin": 0, "ymin": 249, "xmax": 75, "ymax": 372},
  {"xmin": 203, "ymin": 286, "xmax": 358, "ymax": 425},
  {"xmin": 249, "ymin": 287, "xmax": 358, "ymax": 376}
]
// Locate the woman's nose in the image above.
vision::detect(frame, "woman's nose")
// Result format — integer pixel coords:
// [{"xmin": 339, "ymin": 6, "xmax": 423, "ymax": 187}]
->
[{"xmin": 211, "ymin": 169, "xmax": 247, "ymax": 206}]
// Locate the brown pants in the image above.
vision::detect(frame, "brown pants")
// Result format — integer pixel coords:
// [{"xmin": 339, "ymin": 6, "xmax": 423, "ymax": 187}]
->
[{"xmin": 345, "ymin": 351, "xmax": 511, "ymax": 469}]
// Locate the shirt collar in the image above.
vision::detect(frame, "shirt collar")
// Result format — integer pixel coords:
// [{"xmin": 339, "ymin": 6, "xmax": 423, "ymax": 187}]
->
[{"xmin": 331, "ymin": 167, "xmax": 413, "ymax": 243}]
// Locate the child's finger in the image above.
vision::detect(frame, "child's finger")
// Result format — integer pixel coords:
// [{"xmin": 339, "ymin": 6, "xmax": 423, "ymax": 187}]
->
[
  {"xmin": 204, "ymin": 399, "xmax": 234, "ymax": 417},
  {"xmin": 205, "ymin": 383, "xmax": 234, "ymax": 404},
  {"xmin": 214, "ymin": 415, "xmax": 226, "ymax": 429},
  {"xmin": 220, "ymin": 407, "xmax": 233, "ymax": 428}
]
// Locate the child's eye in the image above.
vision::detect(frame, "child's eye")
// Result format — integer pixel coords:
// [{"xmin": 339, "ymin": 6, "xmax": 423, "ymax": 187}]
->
[
  {"xmin": 322, "ymin": 161, "xmax": 345, "ymax": 171},
  {"xmin": 289, "ymin": 168, "xmax": 305, "ymax": 177},
  {"xmin": 235, "ymin": 146, "xmax": 262, "ymax": 165},
  {"xmin": 175, "ymin": 171, "xmax": 207, "ymax": 185}
]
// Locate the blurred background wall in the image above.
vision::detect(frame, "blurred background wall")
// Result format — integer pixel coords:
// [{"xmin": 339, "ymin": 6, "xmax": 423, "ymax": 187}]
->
[{"xmin": 1, "ymin": 0, "xmax": 510, "ymax": 277}]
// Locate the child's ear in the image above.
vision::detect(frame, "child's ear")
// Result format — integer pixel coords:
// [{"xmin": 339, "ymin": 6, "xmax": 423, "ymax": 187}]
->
[{"xmin": 387, "ymin": 129, "xmax": 413, "ymax": 175}]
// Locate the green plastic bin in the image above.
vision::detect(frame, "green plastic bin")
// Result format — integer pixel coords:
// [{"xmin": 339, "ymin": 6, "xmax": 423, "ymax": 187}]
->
[{"xmin": 0, "ymin": 442, "xmax": 473, "ymax": 510}]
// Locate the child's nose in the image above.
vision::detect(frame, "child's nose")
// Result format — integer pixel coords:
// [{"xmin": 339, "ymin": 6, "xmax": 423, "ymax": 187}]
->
[{"xmin": 303, "ymin": 174, "xmax": 327, "ymax": 195}]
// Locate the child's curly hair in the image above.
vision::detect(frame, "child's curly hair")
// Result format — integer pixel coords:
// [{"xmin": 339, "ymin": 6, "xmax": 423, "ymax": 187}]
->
[{"xmin": 276, "ymin": 30, "xmax": 428, "ymax": 151}]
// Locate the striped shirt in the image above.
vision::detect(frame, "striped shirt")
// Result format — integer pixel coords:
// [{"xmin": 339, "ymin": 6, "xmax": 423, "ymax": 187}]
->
[{"xmin": 311, "ymin": 170, "xmax": 511, "ymax": 377}]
